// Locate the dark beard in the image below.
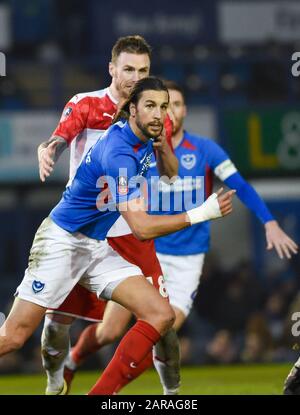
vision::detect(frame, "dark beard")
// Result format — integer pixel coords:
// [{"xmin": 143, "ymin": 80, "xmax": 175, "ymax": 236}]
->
[{"xmin": 136, "ymin": 118, "xmax": 163, "ymax": 139}]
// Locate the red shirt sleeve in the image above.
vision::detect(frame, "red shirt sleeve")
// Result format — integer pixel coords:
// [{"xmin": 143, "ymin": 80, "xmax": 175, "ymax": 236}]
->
[
  {"xmin": 164, "ymin": 113, "xmax": 174, "ymax": 152},
  {"xmin": 51, "ymin": 95, "xmax": 90, "ymax": 145},
  {"xmin": 154, "ymin": 114, "xmax": 175, "ymax": 162}
]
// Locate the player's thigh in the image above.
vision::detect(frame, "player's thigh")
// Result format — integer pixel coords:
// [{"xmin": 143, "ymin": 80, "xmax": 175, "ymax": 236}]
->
[
  {"xmin": 84, "ymin": 240, "xmax": 174, "ymax": 329},
  {"xmin": 108, "ymin": 234, "xmax": 168, "ymax": 298},
  {"xmin": 110, "ymin": 275, "xmax": 173, "ymax": 323},
  {"xmin": 83, "ymin": 238, "xmax": 143, "ymax": 300},
  {"xmin": 1, "ymin": 298, "xmax": 46, "ymax": 340},
  {"xmin": 96, "ymin": 301, "xmax": 131, "ymax": 340},
  {"xmin": 16, "ymin": 217, "xmax": 91, "ymax": 309}
]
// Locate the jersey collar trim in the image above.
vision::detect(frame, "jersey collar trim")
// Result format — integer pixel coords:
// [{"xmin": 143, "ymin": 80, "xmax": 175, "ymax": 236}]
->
[
  {"xmin": 124, "ymin": 122, "xmax": 149, "ymax": 147},
  {"xmin": 174, "ymin": 131, "xmax": 186, "ymax": 150},
  {"xmin": 106, "ymin": 87, "xmax": 118, "ymax": 105}
]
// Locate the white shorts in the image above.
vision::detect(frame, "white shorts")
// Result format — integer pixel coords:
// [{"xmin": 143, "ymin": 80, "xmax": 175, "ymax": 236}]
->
[
  {"xmin": 15, "ymin": 217, "xmax": 142, "ymax": 309},
  {"xmin": 156, "ymin": 252, "xmax": 205, "ymax": 317}
]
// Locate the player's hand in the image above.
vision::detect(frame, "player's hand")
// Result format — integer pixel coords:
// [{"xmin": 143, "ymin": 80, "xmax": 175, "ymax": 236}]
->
[
  {"xmin": 265, "ymin": 220, "xmax": 298, "ymax": 259},
  {"xmin": 216, "ymin": 187, "xmax": 236, "ymax": 217},
  {"xmin": 38, "ymin": 141, "xmax": 58, "ymax": 182},
  {"xmin": 152, "ymin": 128, "xmax": 169, "ymax": 154}
]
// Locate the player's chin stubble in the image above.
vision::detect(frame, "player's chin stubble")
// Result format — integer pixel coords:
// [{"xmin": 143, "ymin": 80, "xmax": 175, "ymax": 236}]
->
[{"xmin": 137, "ymin": 119, "xmax": 163, "ymax": 139}]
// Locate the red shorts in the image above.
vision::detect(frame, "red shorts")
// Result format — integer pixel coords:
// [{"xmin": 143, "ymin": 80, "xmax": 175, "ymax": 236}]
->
[{"xmin": 46, "ymin": 234, "xmax": 167, "ymax": 321}]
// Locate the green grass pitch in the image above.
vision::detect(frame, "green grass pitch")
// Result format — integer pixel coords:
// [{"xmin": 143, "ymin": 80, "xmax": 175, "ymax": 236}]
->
[{"xmin": 0, "ymin": 363, "xmax": 292, "ymax": 395}]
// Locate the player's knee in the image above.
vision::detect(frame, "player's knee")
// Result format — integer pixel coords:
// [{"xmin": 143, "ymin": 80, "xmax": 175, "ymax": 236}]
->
[
  {"xmin": 9, "ymin": 335, "xmax": 26, "ymax": 352},
  {"xmin": 46, "ymin": 321, "xmax": 59, "ymax": 337},
  {"xmin": 42, "ymin": 318, "xmax": 70, "ymax": 342},
  {"xmin": 152, "ymin": 304, "xmax": 175, "ymax": 334},
  {"xmin": 162, "ymin": 307, "xmax": 176, "ymax": 331}
]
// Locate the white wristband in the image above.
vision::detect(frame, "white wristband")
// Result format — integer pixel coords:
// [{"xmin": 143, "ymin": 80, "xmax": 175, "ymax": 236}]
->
[{"xmin": 186, "ymin": 193, "xmax": 222, "ymax": 225}]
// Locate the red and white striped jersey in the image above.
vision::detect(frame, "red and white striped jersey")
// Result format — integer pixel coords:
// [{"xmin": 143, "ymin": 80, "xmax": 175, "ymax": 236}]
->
[{"xmin": 52, "ymin": 87, "xmax": 118, "ymax": 185}]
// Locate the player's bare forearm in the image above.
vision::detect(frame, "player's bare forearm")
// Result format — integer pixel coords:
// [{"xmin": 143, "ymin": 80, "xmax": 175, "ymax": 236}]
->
[
  {"xmin": 120, "ymin": 207, "xmax": 189, "ymax": 241},
  {"xmin": 38, "ymin": 135, "xmax": 67, "ymax": 163},
  {"xmin": 156, "ymin": 147, "xmax": 178, "ymax": 180},
  {"xmin": 38, "ymin": 135, "xmax": 68, "ymax": 182},
  {"xmin": 119, "ymin": 188, "xmax": 234, "ymax": 241}
]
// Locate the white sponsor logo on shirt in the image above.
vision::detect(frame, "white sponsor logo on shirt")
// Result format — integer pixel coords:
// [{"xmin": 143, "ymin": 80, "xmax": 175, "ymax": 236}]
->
[{"xmin": 103, "ymin": 112, "xmax": 114, "ymax": 119}]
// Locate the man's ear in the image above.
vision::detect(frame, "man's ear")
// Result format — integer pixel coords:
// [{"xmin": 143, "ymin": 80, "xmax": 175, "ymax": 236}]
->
[
  {"xmin": 108, "ymin": 62, "xmax": 114, "ymax": 78},
  {"xmin": 129, "ymin": 103, "xmax": 136, "ymax": 117}
]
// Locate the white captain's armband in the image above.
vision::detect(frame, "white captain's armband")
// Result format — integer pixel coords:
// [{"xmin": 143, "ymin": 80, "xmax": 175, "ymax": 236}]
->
[{"xmin": 214, "ymin": 159, "xmax": 237, "ymax": 181}]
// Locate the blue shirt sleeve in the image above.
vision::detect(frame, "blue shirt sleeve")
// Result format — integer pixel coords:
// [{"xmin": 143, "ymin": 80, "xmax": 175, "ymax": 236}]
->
[
  {"xmin": 205, "ymin": 139, "xmax": 231, "ymax": 169},
  {"xmin": 224, "ymin": 172, "xmax": 274, "ymax": 224},
  {"xmin": 203, "ymin": 139, "xmax": 274, "ymax": 224},
  {"xmin": 202, "ymin": 139, "xmax": 240, "ymax": 181},
  {"xmin": 104, "ymin": 153, "xmax": 141, "ymax": 205}
]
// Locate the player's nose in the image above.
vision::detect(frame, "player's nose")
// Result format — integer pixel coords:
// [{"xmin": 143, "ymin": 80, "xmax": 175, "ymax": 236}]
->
[
  {"xmin": 153, "ymin": 108, "xmax": 162, "ymax": 119},
  {"xmin": 132, "ymin": 71, "xmax": 141, "ymax": 82}
]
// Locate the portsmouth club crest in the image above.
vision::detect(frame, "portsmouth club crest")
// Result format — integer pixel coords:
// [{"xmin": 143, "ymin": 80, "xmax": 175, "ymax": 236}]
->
[
  {"xmin": 117, "ymin": 176, "xmax": 128, "ymax": 195},
  {"xmin": 181, "ymin": 154, "xmax": 196, "ymax": 170},
  {"xmin": 32, "ymin": 280, "xmax": 45, "ymax": 294}
]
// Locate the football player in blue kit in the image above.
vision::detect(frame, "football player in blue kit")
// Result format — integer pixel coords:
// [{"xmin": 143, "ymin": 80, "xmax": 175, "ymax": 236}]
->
[
  {"xmin": 61, "ymin": 80, "xmax": 298, "ymax": 395},
  {"xmin": 0, "ymin": 77, "xmax": 234, "ymax": 395}
]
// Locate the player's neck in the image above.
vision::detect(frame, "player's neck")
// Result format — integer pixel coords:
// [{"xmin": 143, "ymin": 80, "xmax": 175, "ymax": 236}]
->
[
  {"xmin": 172, "ymin": 128, "xmax": 184, "ymax": 149},
  {"xmin": 129, "ymin": 119, "xmax": 148, "ymax": 143},
  {"xmin": 108, "ymin": 83, "xmax": 120, "ymax": 103}
]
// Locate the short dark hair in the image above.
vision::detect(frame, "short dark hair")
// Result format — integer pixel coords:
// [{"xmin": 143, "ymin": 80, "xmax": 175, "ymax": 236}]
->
[
  {"xmin": 163, "ymin": 80, "xmax": 185, "ymax": 102},
  {"xmin": 111, "ymin": 35, "xmax": 152, "ymax": 63},
  {"xmin": 114, "ymin": 76, "xmax": 168, "ymax": 123}
]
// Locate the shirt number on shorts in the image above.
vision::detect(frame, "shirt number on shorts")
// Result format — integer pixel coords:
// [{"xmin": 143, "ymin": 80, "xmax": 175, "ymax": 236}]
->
[{"xmin": 146, "ymin": 275, "xmax": 168, "ymax": 298}]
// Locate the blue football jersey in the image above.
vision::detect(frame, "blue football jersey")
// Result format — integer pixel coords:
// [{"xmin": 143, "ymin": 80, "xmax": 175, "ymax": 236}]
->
[
  {"xmin": 148, "ymin": 131, "xmax": 235, "ymax": 255},
  {"xmin": 51, "ymin": 121, "xmax": 154, "ymax": 240}
]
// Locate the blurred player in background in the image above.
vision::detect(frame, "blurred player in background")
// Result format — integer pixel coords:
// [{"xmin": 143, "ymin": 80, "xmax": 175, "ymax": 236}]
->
[
  {"xmin": 37, "ymin": 36, "xmax": 181, "ymax": 395},
  {"xmin": 62, "ymin": 80, "xmax": 298, "ymax": 391}
]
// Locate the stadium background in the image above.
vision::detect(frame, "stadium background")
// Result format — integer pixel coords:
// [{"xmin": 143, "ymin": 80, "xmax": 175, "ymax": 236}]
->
[{"xmin": 0, "ymin": 0, "xmax": 299, "ymax": 391}]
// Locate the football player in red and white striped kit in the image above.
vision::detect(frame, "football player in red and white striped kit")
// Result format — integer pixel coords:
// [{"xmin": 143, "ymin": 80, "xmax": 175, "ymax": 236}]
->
[{"xmin": 37, "ymin": 36, "xmax": 180, "ymax": 395}]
